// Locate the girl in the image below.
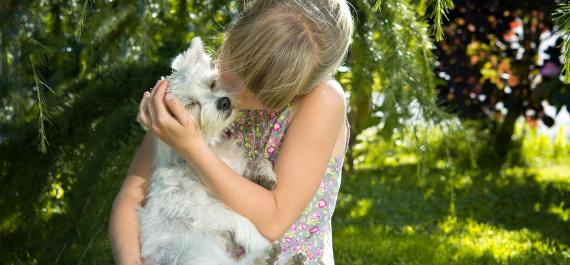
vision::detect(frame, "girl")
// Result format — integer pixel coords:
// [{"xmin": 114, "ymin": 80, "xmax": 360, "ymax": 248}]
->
[{"xmin": 109, "ymin": 0, "xmax": 354, "ymax": 264}]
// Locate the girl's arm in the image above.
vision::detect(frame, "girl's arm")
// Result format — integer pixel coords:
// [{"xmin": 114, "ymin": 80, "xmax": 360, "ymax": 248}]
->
[
  {"xmin": 109, "ymin": 131, "xmax": 155, "ymax": 265},
  {"xmin": 178, "ymin": 82, "xmax": 346, "ymax": 241}
]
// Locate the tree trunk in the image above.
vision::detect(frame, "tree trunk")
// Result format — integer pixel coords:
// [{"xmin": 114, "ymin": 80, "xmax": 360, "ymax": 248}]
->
[{"xmin": 495, "ymin": 107, "xmax": 521, "ymax": 160}]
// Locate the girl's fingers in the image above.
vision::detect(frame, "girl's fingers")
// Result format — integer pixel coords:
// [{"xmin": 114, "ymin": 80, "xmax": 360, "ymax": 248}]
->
[
  {"xmin": 147, "ymin": 80, "xmax": 163, "ymax": 124},
  {"xmin": 138, "ymin": 92, "xmax": 151, "ymax": 127},
  {"xmin": 152, "ymin": 80, "xmax": 170, "ymax": 122},
  {"xmin": 165, "ymin": 94, "xmax": 188, "ymax": 125},
  {"xmin": 148, "ymin": 79, "xmax": 161, "ymax": 103}
]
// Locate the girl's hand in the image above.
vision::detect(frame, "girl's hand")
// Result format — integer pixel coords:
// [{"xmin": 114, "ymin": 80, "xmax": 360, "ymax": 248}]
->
[{"xmin": 138, "ymin": 79, "xmax": 202, "ymax": 153}]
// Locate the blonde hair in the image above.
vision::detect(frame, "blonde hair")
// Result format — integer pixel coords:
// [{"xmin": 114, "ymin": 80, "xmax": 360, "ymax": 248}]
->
[{"xmin": 215, "ymin": 0, "xmax": 354, "ymax": 111}]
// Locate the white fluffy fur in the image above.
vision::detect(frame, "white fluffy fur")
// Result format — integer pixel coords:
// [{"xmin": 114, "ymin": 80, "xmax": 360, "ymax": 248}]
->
[{"xmin": 136, "ymin": 37, "xmax": 274, "ymax": 265}]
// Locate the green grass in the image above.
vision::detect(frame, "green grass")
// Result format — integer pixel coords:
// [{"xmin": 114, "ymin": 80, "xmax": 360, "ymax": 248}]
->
[
  {"xmin": 331, "ymin": 120, "xmax": 570, "ymax": 264},
  {"xmin": 332, "ymin": 162, "xmax": 570, "ymax": 265}
]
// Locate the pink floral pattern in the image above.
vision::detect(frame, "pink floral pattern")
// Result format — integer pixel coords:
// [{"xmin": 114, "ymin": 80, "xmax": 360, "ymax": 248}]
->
[{"xmin": 224, "ymin": 101, "xmax": 349, "ymax": 265}]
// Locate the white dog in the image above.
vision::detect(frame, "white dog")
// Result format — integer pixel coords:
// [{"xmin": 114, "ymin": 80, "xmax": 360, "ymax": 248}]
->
[{"xmin": 136, "ymin": 37, "xmax": 304, "ymax": 265}]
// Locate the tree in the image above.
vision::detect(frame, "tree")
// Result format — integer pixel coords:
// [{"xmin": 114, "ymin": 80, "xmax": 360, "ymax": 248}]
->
[{"xmin": 433, "ymin": 0, "xmax": 570, "ymax": 161}]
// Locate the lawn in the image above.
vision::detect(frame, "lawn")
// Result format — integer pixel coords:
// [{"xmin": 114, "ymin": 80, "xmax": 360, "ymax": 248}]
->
[{"xmin": 332, "ymin": 156, "xmax": 570, "ymax": 264}]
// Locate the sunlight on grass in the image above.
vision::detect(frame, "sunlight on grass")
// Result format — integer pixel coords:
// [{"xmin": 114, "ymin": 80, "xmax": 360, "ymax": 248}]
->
[
  {"xmin": 548, "ymin": 202, "xmax": 570, "ymax": 222},
  {"xmin": 501, "ymin": 164, "xmax": 570, "ymax": 195},
  {"xmin": 439, "ymin": 216, "xmax": 564, "ymax": 263},
  {"xmin": 500, "ymin": 165, "xmax": 570, "ymax": 190},
  {"xmin": 534, "ymin": 165, "xmax": 570, "ymax": 189},
  {"xmin": 514, "ymin": 121, "xmax": 570, "ymax": 166},
  {"xmin": 334, "ymin": 218, "xmax": 570, "ymax": 265},
  {"xmin": 349, "ymin": 198, "xmax": 372, "ymax": 219}
]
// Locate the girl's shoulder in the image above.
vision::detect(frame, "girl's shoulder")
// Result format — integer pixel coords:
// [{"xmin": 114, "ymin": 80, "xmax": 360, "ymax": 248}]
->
[{"xmin": 291, "ymin": 78, "xmax": 346, "ymax": 121}]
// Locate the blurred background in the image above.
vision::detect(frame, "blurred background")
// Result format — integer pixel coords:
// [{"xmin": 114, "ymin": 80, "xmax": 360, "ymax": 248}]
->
[{"xmin": 1, "ymin": 0, "xmax": 569, "ymax": 264}]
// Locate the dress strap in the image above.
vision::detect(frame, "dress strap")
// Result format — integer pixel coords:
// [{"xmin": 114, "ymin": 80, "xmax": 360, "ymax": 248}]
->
[{"xmin": 343, "ymin": 115, "xmax": 351, "ymax": 155}]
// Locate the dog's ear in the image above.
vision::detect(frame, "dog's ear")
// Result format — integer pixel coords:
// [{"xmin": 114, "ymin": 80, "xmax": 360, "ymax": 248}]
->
[
  {"xmin": 171, "ymin": 37, "xmax": 211, "ymax": 71},
  {"xmin": 188, "ymin": 37, "xmax": 211, "ymax": 65}
]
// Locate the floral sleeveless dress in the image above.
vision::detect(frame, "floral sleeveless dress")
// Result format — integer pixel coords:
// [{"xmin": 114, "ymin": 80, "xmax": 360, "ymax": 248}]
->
[{"xmin": 223, "ymin": 100, "xmax": 350, "ymax": 265}]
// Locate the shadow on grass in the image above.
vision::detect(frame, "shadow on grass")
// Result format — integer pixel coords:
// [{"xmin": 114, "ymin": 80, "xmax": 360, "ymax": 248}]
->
[{"xmin": 458, "ymin": 167, "xmax": 570, "ymax": 246}]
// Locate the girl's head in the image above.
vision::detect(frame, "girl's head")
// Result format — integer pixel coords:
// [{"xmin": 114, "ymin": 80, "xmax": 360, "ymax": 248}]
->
[{"xmin": 215, "ymin": 0, "xmax": 354, "ymax": 111}]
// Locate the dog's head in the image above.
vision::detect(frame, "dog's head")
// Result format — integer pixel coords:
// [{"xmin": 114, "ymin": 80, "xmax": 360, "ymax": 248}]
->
[{"xmin": 165, "ymin": 37, "xmax": 236, "ymax": 145}]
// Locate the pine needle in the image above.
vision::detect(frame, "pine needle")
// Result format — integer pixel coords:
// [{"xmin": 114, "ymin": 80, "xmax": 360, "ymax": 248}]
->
[
  {"xmin": 29, "ymin": 54, "xmax": 52, "ymax": 153},
  {"xmin": 553, "ymin": 2, "xmax": 570, "ymax": 83},
  {"xmin": 74, "ymin": 0, "xmax": 91, "ymax": 38},
  {"xmin": 373, "ymin": 0, "xmax": 383, "ymax": 12},
  {"xmin": 426, "ymin": 0, "xmax": 454, "ymax": 41}
]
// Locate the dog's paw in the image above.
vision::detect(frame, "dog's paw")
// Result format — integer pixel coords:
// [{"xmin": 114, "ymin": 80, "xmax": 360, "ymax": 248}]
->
[
  {"xmin": 281, "ymin": 252, "xmax": 307, "ymax": 265},
  {"xmin": 290, "ymin": 252, "xmax": 307, "ymax": 265},
  {"xmin": 245, "ymin": 157, "xmax": 277, "ymax": 190},
  {"xmin": 256, "ymin": 176, "xmax": 276, "ymax": 191},
  {"xmin": 252, "ymin": 242, "xmax": 282, "ymax": 265},
  {"xmin": 268, "ymin": 242, "xmax": 282, "ymax": 261}
]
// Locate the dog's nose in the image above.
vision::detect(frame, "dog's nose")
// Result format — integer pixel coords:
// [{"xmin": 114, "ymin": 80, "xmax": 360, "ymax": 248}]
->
[{"xmin": 216, "ymin": 97, "xmax": 232, "ymax": 111}]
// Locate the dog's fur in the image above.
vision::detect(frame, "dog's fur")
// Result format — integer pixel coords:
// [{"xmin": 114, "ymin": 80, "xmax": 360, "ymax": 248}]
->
[{"xmin": 136, "ymin": 37, "xmax": 305, "ymax": 265}]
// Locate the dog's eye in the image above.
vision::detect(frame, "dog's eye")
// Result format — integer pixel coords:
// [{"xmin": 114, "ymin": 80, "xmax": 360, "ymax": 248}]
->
[{"xmin": 210, "ymin": 80, "xmax": 216, "ymax": 90}]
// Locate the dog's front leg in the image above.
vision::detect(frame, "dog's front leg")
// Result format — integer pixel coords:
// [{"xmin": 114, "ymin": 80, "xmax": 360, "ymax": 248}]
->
[
  {"xmin": 250, "ymin": 241, "xmax": 282, "ymax": 265},
  {"xmin": 244, "ymin": 157, "xmax": 277, "ymax": 190},
  {"xmin": 283, "ymin": 252, "xmax": 307, "ymax": 265}
]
